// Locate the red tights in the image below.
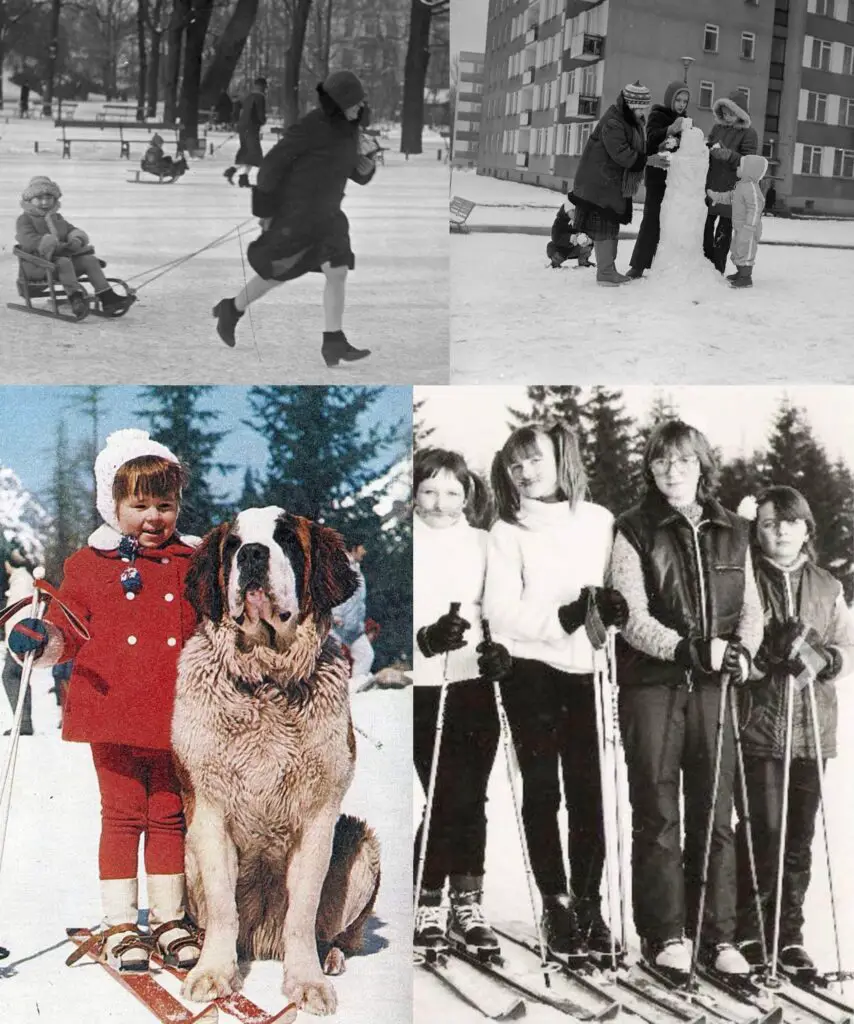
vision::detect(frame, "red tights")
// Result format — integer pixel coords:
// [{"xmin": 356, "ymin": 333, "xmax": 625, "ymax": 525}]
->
[{"xmin": 90, "ymin": 743, "xmax": 186, "ymax": 880}]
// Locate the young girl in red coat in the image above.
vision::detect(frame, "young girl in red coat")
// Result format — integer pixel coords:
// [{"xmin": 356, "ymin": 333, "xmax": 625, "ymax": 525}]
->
[{"xmin": 9, "ymin": 429, "xmax": 202, "ymax": 973}]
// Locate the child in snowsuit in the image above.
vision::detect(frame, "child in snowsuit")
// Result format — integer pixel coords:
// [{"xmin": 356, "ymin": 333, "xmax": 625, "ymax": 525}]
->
[
  {"xmin": 15, "ymin": 176, "xmax": 134, "ymax": 320},
  {"xmin": 706, "ymin": 154, "xmax": 768, "ymax": 289},
  {"xmin": 547, "ymin": 198, "xmax": 593, "ymax": 268},
  {"xmin": 141, "ymin": 133, "xmax": 187, "ymax": 181},
  {"xmin": 735, "ymin": 487, "xmax": 854, "ymax": 977},
  {"xmin": 413, "ymin": 448, "xmax": 511, "ymax": 961},
  {"xmin": 9, "ymin": 430, "xmax": 203, "ymax": 974}
]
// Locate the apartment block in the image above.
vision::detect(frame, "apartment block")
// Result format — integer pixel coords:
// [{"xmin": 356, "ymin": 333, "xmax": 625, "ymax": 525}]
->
[{"xmin": 454, "ymin": 51, "xmax": 486, "ymax": 167}]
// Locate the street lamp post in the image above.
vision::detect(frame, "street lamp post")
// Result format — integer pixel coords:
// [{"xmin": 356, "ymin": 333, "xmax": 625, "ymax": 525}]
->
[{"xmin": 681, "ymin": 56, "xmax": 695, "ymax": 84}]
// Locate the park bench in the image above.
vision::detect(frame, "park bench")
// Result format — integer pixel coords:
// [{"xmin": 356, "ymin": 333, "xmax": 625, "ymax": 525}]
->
[
  {"xmin": 98, "ymin": 102, "xmax": 139, "ymax": 122},
  {"xmin": 449, "ymin": 195, "xmax": 476, "ymax": 233},
  {"xmin": 56, "ymin": 119, "xmax": 180, "ymax": 158},
  {"xmin": 54, "ymin": 102, "xmax": 78, "ymax": 120}
]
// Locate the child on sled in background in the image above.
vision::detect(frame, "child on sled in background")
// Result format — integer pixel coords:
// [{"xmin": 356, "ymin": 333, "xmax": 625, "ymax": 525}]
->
[
  {"xmin": 547, "ymin": 198, "xmax": 594, "ymax": 269},
  {"xmin": 15, "ymin": 176, "xmax": 135, "ymax": 320},
  {"xmin": 141, "ymin": 133, "xmax": 188, "ymax": 181},
  {"xmin": 706, "ymin": 154, "xmax": 768, "ymax": 289}
]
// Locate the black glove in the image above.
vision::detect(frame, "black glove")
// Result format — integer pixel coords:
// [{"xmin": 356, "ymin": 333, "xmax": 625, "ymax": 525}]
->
[
  {"xmin": 417, "ymin": 606, "xmax": 470, "ymax": 658},
  {"xmin": 590, "ymin": 586, "xmax": 629, "ymax": 631},
  {"xmin": 477, "ymin": 639, "xmax": 513, "ymax": 682},
  {"xmin": 778, "ymin": 620, "xmax": 838, "ymax": 682},
  {"xmin": 675, "ymin": 637, "xmax": 716, "ymax": 675},
  {"xmin": 721, "ymin": 636, "xmax": 751, "ymax": 686}
]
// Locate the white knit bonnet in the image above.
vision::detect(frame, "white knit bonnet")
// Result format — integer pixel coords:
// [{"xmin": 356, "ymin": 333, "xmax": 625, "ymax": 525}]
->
[{"xmin": 94, "ymin": 429, "xmax": 180, "ymax": 532}]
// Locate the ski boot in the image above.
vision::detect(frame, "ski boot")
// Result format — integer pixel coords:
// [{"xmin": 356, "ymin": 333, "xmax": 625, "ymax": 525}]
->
[
  {"xmin": 575, "ymin": 896, "xmax": 624, "ymax": 967},
  {"xmin": 780, "ymin": 944, "xmax": 817, "ymax": 983},
  {"xmin": 414, "ymin": 890, "xmax": 450, "ymax": 964},
  {"xmin": 700, "ymin": 941, "xmax": 752, "ymax": 989},
  {"xmin": 213, "ymin": 297, "xmax": 244, "ymax": 347},
  {"xmin": 642, "ymin": 936, "xmax": 692, "ymax": 984},
  {"xmin": 736, "ymin": 938, "xmax": 766, "ymax": 970},
  {"xmin": 448, "ymin": 876, "xmax": 500, "ymax": 962},
  {"xmin": 321, "ymin": 330, "xmax": 371, "ymax": 367},
  {"xmin": 541, "ymin": 893, "xmax": 587, "ymax": 965},
  {"xmin": 148, "ymin": 874, "xmax": 202, "ymax": 971}
]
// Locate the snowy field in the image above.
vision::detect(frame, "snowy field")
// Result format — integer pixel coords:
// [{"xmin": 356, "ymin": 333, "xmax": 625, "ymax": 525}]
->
[
  {"xmin": 0, "ymin": 114, "xmax": 449, "ymax": 384},
  {"xmin": 0, "ymin": 659, "xmax": 413, "ymax": 1024},
  {"xmin": 414, "ymin": 676, "xmax": 854, "ymax": 1023},
  {"xmin": 450, "ymin": 171, "xmax": 854, "ymax": 384}
]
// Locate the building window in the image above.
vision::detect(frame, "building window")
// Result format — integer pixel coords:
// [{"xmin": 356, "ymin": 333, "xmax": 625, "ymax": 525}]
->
[
  {"xmin": 815, "ymin": 0, "xmax": 835, "ymax": 15},
  {"xmin": 849, "ymin": 2, "xmax": 854, "ymax": 23},
  {"xmin": 840, "ymin": 97, "xmax": 854, "ymax": 126},
  {"xmin": 801, "ymin": 145, "xmax": 823, "ymax": 175},
  {"xmin": 704, "ymin": 24, "xmax": 720, "ymax": 53},
  {"xmin": 736, "ymin": 87, "xmax": 751, "ymax": 111},
  {"xmin": 844, "ymin": 45, "xmax": 854, "ymax": 75},
  {"xmin": 575, "ymin": 123, "xmax": 593, "ymax": 155},
  {"xmin": 741, "ymin": 32, "xmax": 756, "ymax": 60},
  {"xmin": 698, "ymin": 80, "xmax": 715, "ymax": 109},
  {"xmin": 806, "ymin": 92, "xmax": 828, "ymax": 121},
  {"xmin": 832, "ymin": 149, "xmax": 854, "ymax": 177},
  {"xmin": 810, "ymin": 38, "xmax": 832, "ymax": 71}
]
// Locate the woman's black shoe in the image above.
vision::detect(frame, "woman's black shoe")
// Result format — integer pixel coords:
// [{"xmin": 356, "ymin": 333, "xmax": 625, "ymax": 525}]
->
[
  {"xmin": 213, "ymin": 298, "xmax": 243, "ymax": 347},
  {"xmin": 321, "ymin": 330, "xmax": 371, "ymax": 367}
]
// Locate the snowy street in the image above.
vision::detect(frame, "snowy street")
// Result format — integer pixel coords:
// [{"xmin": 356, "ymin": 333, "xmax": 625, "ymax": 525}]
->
[
  {"xmin": 414, "ymin": 679, "xmax": 854, "ymax": 1022},
  {"xmin": 1, "ymin": 114, "xmax": 449, "ymax": 384},
  {"xmin": 450, "ymin": 172, "xmax": 854, "ymax": 384},
  {"xmin": 0, "ymin": 662, "xmax": 412, "ymax": 1024}
]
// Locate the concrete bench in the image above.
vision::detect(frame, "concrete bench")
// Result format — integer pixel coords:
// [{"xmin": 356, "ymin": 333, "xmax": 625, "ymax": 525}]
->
[
  {"xmin": 56, "ymin": 120, "xmax": 180, "ymax": 159},
  {"xmin": 97, "ymin": 103, "xmax": 139, "ymax": 122}
]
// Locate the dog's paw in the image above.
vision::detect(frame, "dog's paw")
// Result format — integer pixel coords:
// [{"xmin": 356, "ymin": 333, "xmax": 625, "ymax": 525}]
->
[
  {"xmin": 322, "ymin": 946, "xmax": 346, "ymax": 976},
  {"xmin": 182, "ymin": 960, "xmax": 242, "ymax": 1002},
  {"xmin": 284, "ymin": 975, "xmax": 338, "ymax": 1016}
]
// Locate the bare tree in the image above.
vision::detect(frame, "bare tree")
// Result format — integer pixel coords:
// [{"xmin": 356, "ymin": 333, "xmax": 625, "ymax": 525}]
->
[
  {"xmin": 198, "ymin": 0, "xmax": 259, "ymax": 111},
  {"xmin": 178, "ymin": 0, "xmax": 215, "ymax": 145},
  {"xmin": 164, "ymin": 0, "xmax": 190, "ymax": 121},
  {"xmin": 0, "ymin": 0, "xmax": 38, "ymax": 108},
  {"xmin": 143, "ymin": 0, "xmax": 166, "ymax": 116},
  {"xmin": 136, "ymin": 0, "xmax": 147, "ymax": 117},
  {"xmin": 282, "ymin": 0, "xmax": 311, "ymax": 126}
]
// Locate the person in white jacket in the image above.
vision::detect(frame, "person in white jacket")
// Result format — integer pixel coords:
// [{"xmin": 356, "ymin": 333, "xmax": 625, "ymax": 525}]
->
[
  {"xmin": 484, "ymin": 421, "xmax": 628, "ymax": 961},
  {"xmin": 413, "ymin": 447, "xmax": 512, "ymax": 962}
]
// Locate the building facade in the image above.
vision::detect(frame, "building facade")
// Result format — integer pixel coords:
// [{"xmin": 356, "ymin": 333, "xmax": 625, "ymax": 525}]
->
[
  {"xmin": 477, "ymin": 0, "xmax": 775, "ymax": 198},
  {"xmin": 454, "ymin": 51, "xmax": 486, "ymax": 166}
]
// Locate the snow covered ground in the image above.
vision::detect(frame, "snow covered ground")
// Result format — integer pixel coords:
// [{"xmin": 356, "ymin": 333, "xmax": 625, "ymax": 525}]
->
[
  {"xmin": 414, "ymin": 675, "xmax": 854, "ymax": 1023},
  {"xmin": 0, "ymin": 659, "xmax": 412, "ymax": 1024},
  {"xmin": 0, "ymin": 115, "xmax": 449, "ymax": 384},
  {"xmin": 450, "ymin": 171, "xmax": 854, "ymax": 383}
]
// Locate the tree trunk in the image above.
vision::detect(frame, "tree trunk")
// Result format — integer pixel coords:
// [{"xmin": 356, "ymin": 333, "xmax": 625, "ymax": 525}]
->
[
  {"xmin": 401, "ymin": 0, "xmax": 431, "ymax": 154},
  {"xmin": 145, "ymin": 0, "xmax": 164, "ymax": 117},
  {"xmin": 136, "ymin": 0, "xmax": 148, "ymax": 120},
  {"xmin": 282, "ymin": 0, "xmax": 311, "ymax": 127},
  {"xmin": 198, "ymin": 0, "xmax": 259, "ymax": 112},
  {"xmin": 164, "ymin": 0, "xmax": 189, "ymax": 123},
  {"xmin": 43, "ymin": 0, "xmax": 62, "ymax": 117},
  {"xmin": 178, "ymin": 0, "xmax": 214, "ymax": 149}
]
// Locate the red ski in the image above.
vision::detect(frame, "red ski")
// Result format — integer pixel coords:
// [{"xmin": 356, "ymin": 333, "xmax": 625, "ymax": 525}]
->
[{"xmin": 66, "ymin": 928, "xmax": 218, "ymax": 1023}]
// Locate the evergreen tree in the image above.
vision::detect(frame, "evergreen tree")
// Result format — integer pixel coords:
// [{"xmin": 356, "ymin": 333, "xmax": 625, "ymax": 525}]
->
[
  {"xmin": 237, "ymin": 467, "xmax": 263, "ymax": 511},
  {"xmin": 67, "ymin": 385, "xmax": 108, "ymax": 535},
  {"xmin": 580, "ymin": 387, "xmax": 639, "ymax": 514},
  {"xmin": 630, "ymin": 392, "xmax": 680, "ymax": 497},
  {"xmin": 717, "ymin": 452, "xmax": 764, "ymax": 512},
  {"xmin": 413, "ymin": 396, "xmax": 435, "ymax": 450},
  {"xmin": 509, "ymin": 386, "xmax": 585, "ymax": 432},
  {"xmin": 135, "ymin": 386, "xmax": 234, "ymax": 535},
  {"xmin": 44, "ymin": 419, "xmax": 87, "ymax": 585},
  {"xmin": 825, "ymin": 459, "xmax": 854, "ymax": 601}
]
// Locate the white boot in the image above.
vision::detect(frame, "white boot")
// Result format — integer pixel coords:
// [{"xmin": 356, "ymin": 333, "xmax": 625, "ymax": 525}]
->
[
  {"xmin": 102, "ymin": 877, "xmax": 150, "ymax": 971},
  {"xmin": 147, "ymin": 873, "xmax": 202, "ymax": 970},
  {"xmin": 654, "ymin": 937, "xmax": 692, "ymax": 973},
  {"xmin": 712, "ymin": 942, "xmax": 751, "ymax": 975}
]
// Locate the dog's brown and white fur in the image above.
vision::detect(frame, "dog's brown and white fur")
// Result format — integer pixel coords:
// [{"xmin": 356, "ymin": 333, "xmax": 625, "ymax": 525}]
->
[{"xmin": 172, "ymin": 507, "xmax": 381, "ymax": 1015}]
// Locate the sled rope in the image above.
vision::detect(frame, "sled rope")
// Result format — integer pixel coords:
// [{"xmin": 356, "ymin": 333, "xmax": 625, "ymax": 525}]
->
[
  {"xmin": 236, "ymin": 222, "xmax": 263, "ymax": 363},
  {"xmin": 126, "ymin": 218, "xmax": 256, "ymax": 291}
]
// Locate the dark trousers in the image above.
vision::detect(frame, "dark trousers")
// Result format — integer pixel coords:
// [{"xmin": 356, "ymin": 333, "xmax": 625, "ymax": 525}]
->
[
  {"xmin": 620, "ymin": 682, "xmax": 737, "ymax": 947},
  {"xmin": 414, "ymin": 681, "xmax": 500, "ymax": 892},
  {"xmin": 703, "ymin": 213, "xmax": 733, "ymax": 273},
  {"xmin": 630, "ymin": 177, "xmax": 666, "ymax": 271},
  {"xmin": 2, "ymin": 654, "xmax": 32, "ymax": 734},
  {"xmin": 735, "ymin": 756, "xmax": 821, "ymax": 948},
  {"xmin": 500, "ymin": 659, "xmax": 604, "ymax": 899}
]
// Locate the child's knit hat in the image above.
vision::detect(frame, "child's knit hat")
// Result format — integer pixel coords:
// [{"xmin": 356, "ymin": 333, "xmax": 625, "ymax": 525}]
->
[
  {"xmin": 95, "ymin": 429, "xmax": 180, "ymax": 532},
  {"xmin": 21, "ymin": 176, "xmax": 61, "ymax": 202},
  {"xmin": 321, "ymin": 70, "xmax": 365, "ymax": 111},
  {"xmin": 622, "ymin": 81, "xmax": 651, "ymax": 112}
]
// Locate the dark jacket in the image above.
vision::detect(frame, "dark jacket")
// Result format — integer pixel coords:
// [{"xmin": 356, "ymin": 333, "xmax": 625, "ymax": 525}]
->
[
  {"xmin": 644, "ymin": 80, "xmax": 690, "ymax": 193},
  {"xmin": 238, "ymin": 89, "xmax": 267, "ymax": 134},
  {"xmin": 615, "ymin": 490, "xmax": 750, "ymax": 687},
  {"xmin": 570, "ymin": 95, "xmax": 647, "ymax": 223},
  {"xmin": 706, "ymin": 94, "xmax": 759, "ymax": 217},
  {"xmin": 740, "ymin": 557, "xmax": 853, "ymax": 761},
  {"xmin": 247, "ymin": 88, "xmax": 375, "ymax": 282}
]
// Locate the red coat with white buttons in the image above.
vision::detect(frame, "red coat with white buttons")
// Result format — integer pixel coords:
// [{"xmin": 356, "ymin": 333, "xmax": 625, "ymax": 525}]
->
[{"xmin": 46, "ymin": 535, "xmax": 199, "ymax": 750}]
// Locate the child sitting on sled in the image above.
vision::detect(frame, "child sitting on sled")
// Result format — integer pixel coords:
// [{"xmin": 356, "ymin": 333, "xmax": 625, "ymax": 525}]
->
[
  {"xmin": 547, "ymin": 198, "xmax": 594, "ymax": 268},
  {"xmin": 141, "ymin": 133, "xmax": 187, "ymax": 181},
  {"xmin": 15, "ymin": 176, "xmax": 134, "ymax": 320}
]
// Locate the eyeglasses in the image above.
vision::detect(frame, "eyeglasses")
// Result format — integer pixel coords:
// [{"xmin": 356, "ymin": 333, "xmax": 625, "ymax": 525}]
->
[{"xmin": 650, "ymin": 454, "xmax": 699, "ymax": 474}]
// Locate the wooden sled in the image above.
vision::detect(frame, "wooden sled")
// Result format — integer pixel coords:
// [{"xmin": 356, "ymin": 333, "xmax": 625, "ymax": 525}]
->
[
  {"xmin": 7, "ymin": 246, "xmax": 137, "ymax": 322},
  {"xmin": 128, "ymin": 168, "xmax": 181, "ymax": 184}
]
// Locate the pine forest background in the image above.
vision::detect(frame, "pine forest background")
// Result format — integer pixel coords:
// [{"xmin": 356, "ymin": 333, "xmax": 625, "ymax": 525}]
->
[
  {"xmin": 414, "ymin": 386, "xmax": 854, "ymax": 603},
  {"xmin": 0, "ymin": 385, "xmax": 412, "ymax": 670}
]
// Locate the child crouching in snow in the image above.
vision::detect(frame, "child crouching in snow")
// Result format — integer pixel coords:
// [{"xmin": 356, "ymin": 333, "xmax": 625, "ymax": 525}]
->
[
  {"xmin": 141, "ymin": 133, "xmax": 188, "ymax": 181},
  {"xmin": 706, "ymin": 154, "xmax": 768, "ymax": 289},
  {"xmin": 15, "ymin": 176, "xmax": 135, "ymax": 320},
  {"xmin": 547, "ymin": 198, "xmax": 594, "ymax": 269}
]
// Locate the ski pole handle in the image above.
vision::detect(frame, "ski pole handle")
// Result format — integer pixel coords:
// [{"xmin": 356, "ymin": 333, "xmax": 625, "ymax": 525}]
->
[
  {"xmin": 448, "ymin": 601, "xmax": 461, "ymax": 616},
  {"xmin": 482, "ymin": 618, "xmax": 493, "ymax": 646}
]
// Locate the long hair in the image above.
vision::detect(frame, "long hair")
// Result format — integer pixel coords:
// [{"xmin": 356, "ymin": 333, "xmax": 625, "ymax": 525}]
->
[
  {"xmin": 492, "ymin": 422, "xmax": 587, "ymax": 526},
  {"xmin": 413, "ymin": 447, "xmax": 493, "ymax": 529},
  {"xmin": 751, "ymin": 485, "xmax": 817, "ymax": 563},
  {"xmin": 642, "ymin": 420, "xmax": 719, "ymax": 501}
]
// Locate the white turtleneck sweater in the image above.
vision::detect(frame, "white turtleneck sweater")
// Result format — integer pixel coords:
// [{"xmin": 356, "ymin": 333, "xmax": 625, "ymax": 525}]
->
[
  {"xmin": 414, "ymin": 513, "xmax": 488, "ymax": 686},
  {"xmin": 484, "ymin": 498, "xmax": 614, "ymax": 674}
]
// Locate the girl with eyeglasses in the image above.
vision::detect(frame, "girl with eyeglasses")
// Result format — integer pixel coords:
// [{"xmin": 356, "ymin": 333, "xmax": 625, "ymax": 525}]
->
[{"xmin": 607, "ymin": 420, "xmax": 763, "ymax": 978}]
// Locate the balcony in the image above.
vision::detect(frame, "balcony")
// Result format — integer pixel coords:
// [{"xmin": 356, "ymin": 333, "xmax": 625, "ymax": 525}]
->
[
  {"xmin": 569, "ymin": 33, "xmax": 604, "ymax": 61},
  {"xmin": 516, "ymin": 151, "xmax": 529, "ymax": 168},
  {"xmin": 522, "ymin": 67, "xmax": 535, "ymax": 85},
  {"xmin": 563, "ymin": 94, "xmax": 601, "ymax": 119},
  {"xmin": 526, "ymin": 26, "xmax": 538, "ymax": 44},
  {"xmin": 520, "ymin": 110, "xmax": 532, "ymax": 126}
]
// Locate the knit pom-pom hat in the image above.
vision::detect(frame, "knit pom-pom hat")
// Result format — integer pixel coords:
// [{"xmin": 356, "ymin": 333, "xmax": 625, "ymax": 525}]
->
[
  {"xmin": 21, "ymin": 176, "xmax": 62, "ymax": 203},
  {"xmin": 622, "ymin": 81, "xmax": 651, "ymax": 112},
  {"xmin": 320, "ymin": 70, "xmax": 365, "ymax": 111},
  {"xmin": 94, "ymin": 429, "xmax": 180, "ymax": 532}
]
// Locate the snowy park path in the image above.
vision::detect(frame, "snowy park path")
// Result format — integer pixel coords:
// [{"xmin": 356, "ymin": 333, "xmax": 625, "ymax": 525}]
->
[
  {"xmin": 1, "ymin": 120, "xmax": 449, "ymax": 384},
  {"xmin": 0, "ymin": 667, "xmax": 412, "ymax": 1024}
]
